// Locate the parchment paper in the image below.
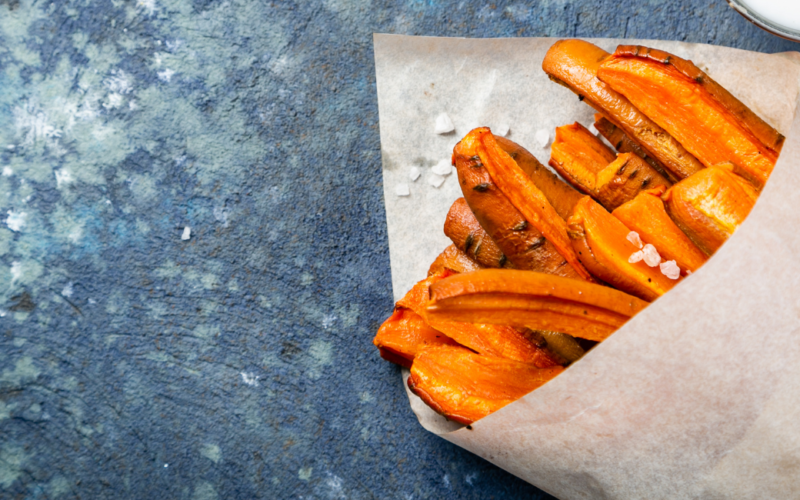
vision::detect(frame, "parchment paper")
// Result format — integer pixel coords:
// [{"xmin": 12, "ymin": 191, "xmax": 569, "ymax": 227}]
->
[{"xmin": 374, "ymin": 35, "xmax": 800, "ymax": 499}]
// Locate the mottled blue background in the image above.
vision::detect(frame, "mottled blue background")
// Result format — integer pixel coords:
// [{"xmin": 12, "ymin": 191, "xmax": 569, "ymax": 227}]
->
[{"xmin": 0, "ymin": 1, "xmax": 795, "ymax": 498}]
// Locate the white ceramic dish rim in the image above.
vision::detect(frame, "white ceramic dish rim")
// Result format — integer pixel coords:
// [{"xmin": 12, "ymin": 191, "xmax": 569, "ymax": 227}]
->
[{"xmin": 726, "ymin": 0, "xmax": 800, "ymax": 43}]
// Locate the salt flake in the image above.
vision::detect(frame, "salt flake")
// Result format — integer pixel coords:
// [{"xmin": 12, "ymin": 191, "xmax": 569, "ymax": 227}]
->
[
  {"xmin": 642, "ymin": 244, "xmax": 661, "ymax": 267},
  {"xmin": 432, "ymin": 159, "xmax": 453, "ymax": 176},
  {"xmin": 494, "ymin": 123, "xmax": 510, "ymax": 137},
  {"xmin": 534, "ymin": 129, "xmax": 551, "ymax": 148},
  {"xmin": 428, "ymin": 174, "xmax": 445, "ymax": 188},
  {"xmin": 409, "ymin": 166, "xmax": 421, "ymax": 181},
  {"xmin": 395, "ymin": 183, "xmax": 410, "ymax": 197},
  {"xmin": 659, "ymin": 260, "xmax": 681, "ymax": 280},
  {"xmin": 5, "ymin": 210, "xmax": 26, "ymax": 232},
  {"xmin": 626, "ymin": 231, "xmax": 643, "ymax": 249},
  {"xmin": 434, "ymin": 112, "xmax": 455, "ymax": 134},
  {"xmin": 628, "ymin": 250, "xmax": 644, "ymax": 264},
  {"xmin": 181, "ymin": 226, "xmax": 191, "ymax": 240}
]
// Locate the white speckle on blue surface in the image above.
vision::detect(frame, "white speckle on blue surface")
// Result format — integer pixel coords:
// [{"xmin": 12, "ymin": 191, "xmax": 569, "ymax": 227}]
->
[
  {"xmin": 465, "ymin": 472, "xmax": 478, "ymax": 485},
  {"xmin": 137, "ymin": 0, "xmax": 157, "ymax": 15},
  {"xmin": 10, "ymin": 261, "xmax": 22, "ymax": 282},
  {"xmin": 322, "ymin": 314, "xmax": 336, "ymax": 329},
  {"xmin": 443, "ymin": 474, "xmax": 450, "ymax": 488},
  {"xmin": 158, "ymin": 68, "xmax": 175, "ymax": 82},
  {"xmin": 213, "ymin": 206, "xmax": 229, "ymax": 227},
  {"xmin": 181, "ymin": 226, "xmax": 191, "ymax": 240},
  {"xmin": 241, "ymin": 372, "xmax": 259, "ymax": 387},
  {"xmin": 164, "ymin": 463, "xmax": 168, "ymax": 468},
  {"xmin": 298, "ymin": 467, "xmax": 313, "ymax": 481},
  {"xmin": 55, "ymin": 169, "xmax": 72, "ymax": 187},
  {"xmin": 6, "ymin": 211, "xmax": 27, "ymax": 232},
  {"xmin": 2, "ymin": 167, "xmax": 11, "ymax": 176},
  {"xmin": 61, "ymin": 282, "xmax": 74, "ymax": 298}
]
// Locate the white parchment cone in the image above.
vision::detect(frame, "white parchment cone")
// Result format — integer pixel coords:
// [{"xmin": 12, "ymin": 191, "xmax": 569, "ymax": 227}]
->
[{"xmin": 375, "ymin": 35, "xmax": 800, "ymax": 499}]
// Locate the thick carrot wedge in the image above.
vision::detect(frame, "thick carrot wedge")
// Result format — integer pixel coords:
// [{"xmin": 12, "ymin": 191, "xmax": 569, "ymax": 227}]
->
[
  {"xmin": 612, "ymin": 186, "xmax": 708, "ymax": 274},
  {"xmin": 550, "ymin": 124, "xmax": 671, "ymax": 211},
  {"xmin": 594, "ymin": 115, "xmax": 674, "ymax": 182},
  {"xmin": 400, "ymin": 273, "xmax": 561, "ymax": 367},
  {"xmin": 595, "ymin": 153, "xmax": 672, "ymax": 211},
  {"xmin": 568, "ymin": 196, "xmax": 681, "ymax": 301},
  {"xmin": 454, "ymin": 133, "xmax": 583, "ymax": 280},
  {"xmin": 373, "ymin": 308, "xmax": 459, "ymax": 368},
  {"xmin": 542, "ymin": 39, "xmax": 704, "ymax": 180},
  {"xmin": 662, "ymin": 163, "xmax": 758, "ymax": 256},
  {"xmin": 427, "ymin": 269, "xmax": 647, "ymax": 342},
  {"xmin": 427, "ymin": 244, "xmax": 483, "ymax": 276},
  {"xmin": 462, "ymin": 128, "xmax": 594, "ymax": 281},
  {"xmin": 495, "ymin": 136, "xmax": 584, "ymax": 221},
  {"xmin": 408, "ymin": 345, "xmax": 564, "ymax": 425},
  {"xmin": 597, "ymin": 45, "xmax": 783, "ymax": 187},
  {"xmin": 549, "ymin": 122, "xmax": 615, "ymax": 194},
  {"xmin": 443, "ymin": 198, "xmax": 510, "ymax": 269}
]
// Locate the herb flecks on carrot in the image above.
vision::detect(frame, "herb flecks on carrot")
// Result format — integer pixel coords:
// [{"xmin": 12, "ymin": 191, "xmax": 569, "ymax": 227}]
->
[
  {"xmin": 597, "ymin": 45, "xmax": 783, "ymax": 188},
  {"xmin": 467, "ymin": 128, "xmax": 594, "ymax": 281}
]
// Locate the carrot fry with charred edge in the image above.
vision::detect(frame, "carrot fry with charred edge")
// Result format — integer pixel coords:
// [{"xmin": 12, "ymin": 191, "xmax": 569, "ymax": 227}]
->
[
  {"xmin": 428, "ymin": 244, "xmax": 483, "ymax": 276},
  {"xmin": 549, "ymin": 122, "xmax": 615, "ymax": 194},
  {"xmin": 400, "ymin": 272, "xmax": 561, "ymax": 368},
  {"xmin": 466, "ymin": 128, "xmax": 594, "ymax": 281},
  {"xmin": 662, "ymin": 163, "xmax": 758, "ymax": 256},
  {"xmin": 594, "ymin": 115, "xmax": 674, "ymax": 182},
  {"xmin": 427, "ymin": 269, "xmax": 647, "ymax": 342},
  {"xmin": 550, "ymin": 123, "xmax": 672, "ymax": 211},
  {"xmin": 612, "ymin": 186, "xmax": 708, "ymax": 274},
  {"xmin": 408, "ymin": 345, "xmax": 564, "ymax": 425},
  {"xmin": 568, "ymin": 196, "xmax": 681, "ymax": 302},
  {"xmin": 494, "ymin": 136, "xmax": 583, "ymax": 220},
  {"xmin": 444, "ymin": 198, "xmax": 511, "ymax": 269},
  {"xmin": 595, "ymin": 153, "xmax": 672, "ymax": 211},
  {"xmin": 454, "ymin": 134, "xmax": 584, "ymax": 280},
  {"xmin": 373, "ymin": 308, "xmax": 459, "ymax": 368},
  {"xmin": 542, "ymin": 39, "xmax": 704, "ymax": 180},
  {"xmin": 597, "ymin": 45, "xmax": 783, "ymax": 188}
]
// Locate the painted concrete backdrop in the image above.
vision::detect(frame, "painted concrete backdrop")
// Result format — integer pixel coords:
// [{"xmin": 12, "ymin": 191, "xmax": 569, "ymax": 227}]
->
[{"xmin": 0, "ymin": 0, "xmax": 796, "ymax": 498}]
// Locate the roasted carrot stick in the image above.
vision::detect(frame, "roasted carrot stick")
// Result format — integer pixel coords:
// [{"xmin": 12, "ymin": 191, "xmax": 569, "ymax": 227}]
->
[
  {"xmin": 427, "ymin": 243, "xmax": 483, "ymax": 276},
  {"xmin": 495, "ymin": 136, "xmax": 584, "ymax": 221},
  {"xmin": 594, "ymin": 115, "xmax": 673, "ymax": 182},
  {"xmin": 444, "ymin": 198, "xmax": 510, "ymax": 269},
  {"xmin": 612, "ymin": 186, "xmax": 708, "ymax": 274},
  {"xmin": 550, "ymin": 123, "xmax": 671, "ymax": 211},
  {"xmin": 542, "ymin": 39, "xmax": 704, "ymax": 180},
  {"xmin": 597, "ymin": 45, "xmax": 783, "ymax": 188},
  {"xmin": 408, "ymin": 345, "xmax": 564, "ymax": 425},
  {"xmin": 427, "ymin": 269, "xmax": 647, "ymax": 342},
  {"xmin": 454, "ymin": 132, "xmax": 584, "ymax": 280},
  {"xmin": 568, "ymin": 196, "xmax": 681, "ymax": 302},
  {"xmin": 662, "ymin": 163, "xmax": 758, "ymax": 256},
  {"xmin": 400, "ymin": 272, "xmax": 561, "ymax": 367},
  {"xmin": 549, "ymin": 122, "xmax": 615, "ymax": 194},
  {"xmin": 459, "ymin": 128, "xmax": 594, "ymax": 281},
  {"xmin": 373, "ymin": 308, "xmax": 459, "ymax": 368},
  {"xmin": 595, "ymin": 153, "xmax": 672, "ymax": 211}
]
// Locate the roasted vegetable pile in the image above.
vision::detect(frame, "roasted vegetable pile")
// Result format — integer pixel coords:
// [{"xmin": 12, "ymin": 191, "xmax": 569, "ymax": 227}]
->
[{"xmin": 374, "ymin": 40, "xmax": 782, "ymax": 425}]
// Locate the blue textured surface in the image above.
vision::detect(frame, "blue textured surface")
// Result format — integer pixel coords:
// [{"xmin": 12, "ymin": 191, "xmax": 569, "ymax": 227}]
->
[{"xmin": 0, "ymin": 1, "xmax": 796, "ymax": 498}]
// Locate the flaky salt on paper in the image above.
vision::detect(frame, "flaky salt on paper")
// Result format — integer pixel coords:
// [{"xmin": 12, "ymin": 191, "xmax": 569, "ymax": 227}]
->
[{"xmin": 374, "ymin": 35, "xmax": 800, "ymax": 500}]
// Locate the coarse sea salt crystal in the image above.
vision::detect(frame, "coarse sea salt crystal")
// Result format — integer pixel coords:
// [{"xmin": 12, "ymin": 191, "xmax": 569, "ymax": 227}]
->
[
  {"xmin": 428, "ymin": 174, "xmax": 445, "ymax": 188},
  {"xmin": 626, "ymin": 231, "xmax": 643, "ymax": 249},
  {"xmin": 395, "ymin": 183, "xmax": 410, "ymax": 197},
  {"xmin": 494, "ymin": 123, "xmax": 510, "ymax": 137},
  {"xmin": 642, "ymin": 244, "xmax": 661, "ymax": 267},
  {"xmin": 628, "ymin": 250, "xmax": 644, "ymax": 264},
  {"xmin": 181, "ymin": 226, "xmax": 191, "ymax": 240},
  {"xmin": 660, "ymin": 260, "xmax": 681, "ymax": 280},
  {"xmin": 434, "ymin": 112, "xmax": 455, "ymax": 134},
  {"xmin": 432, "ymin": 159, "xmax": 453, "ymax": 176},
  {"xmin": 409, "ymin": 166, "xmax": 421, "ymax": 181},
  {"xmin": 534, "ymin": 129, "xmax": 551, "ymax": 148}
]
